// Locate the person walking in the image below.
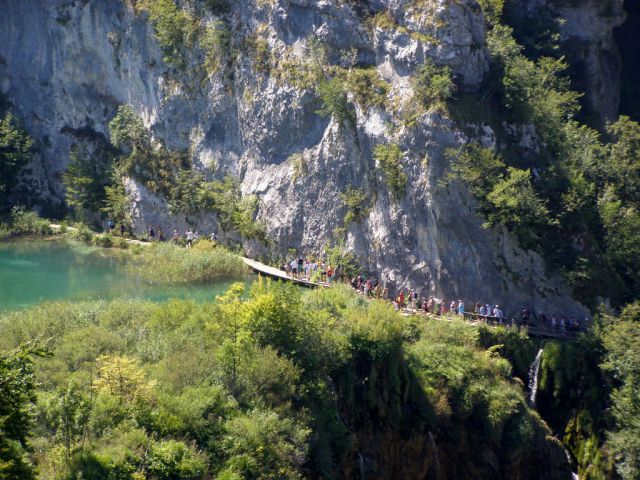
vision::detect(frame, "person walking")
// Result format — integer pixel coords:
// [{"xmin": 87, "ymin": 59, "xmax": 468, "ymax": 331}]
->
[{"xmin": 185, "ymin": 228, "xmax": 194, "ymax": 247}]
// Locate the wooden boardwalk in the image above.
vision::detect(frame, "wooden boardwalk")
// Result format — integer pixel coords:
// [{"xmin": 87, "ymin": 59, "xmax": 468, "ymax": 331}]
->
[{"xmin": 241, "ymin": 257, "xmax": 324, "ymax": 289}]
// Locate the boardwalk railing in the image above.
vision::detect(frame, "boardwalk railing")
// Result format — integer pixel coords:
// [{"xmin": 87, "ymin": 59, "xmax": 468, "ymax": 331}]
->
[{"xmin": 462, "ymin": 311, "xmax": 581, "ymax": 340}]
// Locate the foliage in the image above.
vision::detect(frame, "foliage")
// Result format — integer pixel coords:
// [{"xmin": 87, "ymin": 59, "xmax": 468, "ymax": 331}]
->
[
  {"xmin": 601, "ymin": 303, "xmax": 640, "ymax": 480},
  {"xmin": 413, "ymin": 59, "xmax": 456, "ymax": 108},
  {"xmin": 323, "ymin": 242, "xmax": 361, "ymax": 279},
  {"xmin": 485, "ymin": 167, "xmax": 551, "ymax": 248},
  {"xmin": 0, "ymin": 111, "xmax": 33, "ymax": 211},
  {"xmin": 477, "ymin": 0, "xmax": 504, "ymax": 26},
  {"xmin": 245, "ymin": 34, "xmax": 271, "ymax": 74},
  {"xmin": 373, "ymin": 143, "xmax": 407, "ymax": 200},
  {"xmin": 128, "ymin": 242, "xmax": 247, "ymax": 284},
  {"xmin": 135, "ymin": 0, "xmax": 197, "ymax": 69},
  {"xmin": 315, "ymin": 77, "xmax": 354, "ymax": 126},
  {"xmin": 199, "ymin": 174, "xmax": 266, "ymax": 237},
  {"xmin": 218, "ymin": 409, "xmax": 309, "ymax": 479},
  {"xmin": 0, "ymin": 206, "xmax": 52, "ymax": 240},
  {"xmin": 108, "ymin": 105, "xmax": 150, "ymax": 154},
  {"xmin": 340, "ymin": 186, "xmax": 371, "ymax": 225},
  {"xmin": 341, "ymin": 67, "xmax": 389, "ymax": 110},
  {"xmin": 0, "ymin": 282, "xmax": 587, "ymax": 479},
  {"xmin": 0, "ymin": 344, "xmax": 49, "ymax": 480},
  {"xmin": 477, "ymin": 325, "xmax": 538, "ymax": 382},
  {"xmin": 201, "ymin": 20, "xmax": 231, "ymax": 76},
  {"xmin": 101, "ymin": 164, "xmax": 132, "ymax": 229},
  {"xmin": 63, "ymin": 144, "xmax": 113, "ymax": 225}
]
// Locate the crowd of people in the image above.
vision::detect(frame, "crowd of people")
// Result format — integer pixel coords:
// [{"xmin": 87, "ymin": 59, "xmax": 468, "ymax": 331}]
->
[
  {"xmin": 277, "ymin": 255, "xmax": 587, "ymax": 333},
  {"xmin": 109, "ymin": 224, "xmax": 587, "ymax": 334},
  {"xmin": 107, "ymin": 219, "xmax": 220, "ymax": 248}
]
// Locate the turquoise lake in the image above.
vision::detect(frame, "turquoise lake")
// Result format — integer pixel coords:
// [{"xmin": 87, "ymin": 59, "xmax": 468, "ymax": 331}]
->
[{"xmin": 0, "ymin": 240, "xmax": 242, "ymax": 311}]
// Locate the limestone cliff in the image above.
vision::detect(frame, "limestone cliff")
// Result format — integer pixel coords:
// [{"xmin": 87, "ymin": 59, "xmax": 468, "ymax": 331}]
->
[{"xmin": 1, "ymin": 0, "xmax": 616, "ymax": 317}]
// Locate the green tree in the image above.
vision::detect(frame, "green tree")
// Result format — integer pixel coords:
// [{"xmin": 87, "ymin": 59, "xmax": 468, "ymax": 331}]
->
[
  {"xmin": 0, "ymin": 345, "xmax": 49, "ymax": 480},
  {"xmin": 218, "ymin": 409, "xmax": 309, "ymax": 480},
  {"xmin": 108, "ymin": 105, "xmax": 149, "ymax": 154},
  {"xmin": 0, "ymin": 112, "xmax": 33, "ymax": 210},
  {"xmin": 445, "ymin": 143, "xmax": 506, "ymax": 199},
  {"xmin": 316, "ymin": 78, "xmax": 354, "ymax": 125},
  {"xmin": 373, "ymin": 143, "xmax": 407, "ymax": 200},
  {"xmin": 62, "ymin": 145, "xmax": 111, "ymax": 224},
  {"xmin": 486, "ymin": 167, "xmax": 551, "ymax": 248},
  {"xmin": 93, "ymin": 354, "xmax": 156, "ymax": 405},
  {"xmin": 414, "ymin": 59, "xmax": 456, "ymax": 108},
  {"xmin": 135, "ymin": 0, "xmax": 196, "ymax": 69},
  {"xmin": 101, "ymin": 164, "xmax": 131, "ymax": 228},
  {"xmin": 340, "ymin": 186, "xmax": 371, "ymax": 224},
  {"xmin": 602, "ymin": 303, "xmax": 640, "ymax": 480},
  {"xmin": 606, "ymin": 116, "xmax": 640, "ymax": 206},
  {"xmin": 43, "ymin": 383, "xmax": 91, "ymax": 459}
]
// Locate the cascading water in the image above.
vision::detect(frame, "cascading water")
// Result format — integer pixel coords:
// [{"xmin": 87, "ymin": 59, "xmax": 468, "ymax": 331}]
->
[{"xmin": 528, "ymin": 348, "xmax": 544, "ymax": 408}]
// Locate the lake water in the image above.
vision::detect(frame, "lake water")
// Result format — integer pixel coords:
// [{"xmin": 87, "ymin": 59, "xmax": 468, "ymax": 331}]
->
[{"xmin": 0, "ymin": 240, "xmax": 244, "ymax": 310}]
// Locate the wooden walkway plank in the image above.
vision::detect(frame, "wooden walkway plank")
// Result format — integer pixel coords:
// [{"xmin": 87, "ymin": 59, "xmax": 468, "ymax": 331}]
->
[{"xmin": 241, "ymin": 257, "xmax": 324, "ymax": 288}]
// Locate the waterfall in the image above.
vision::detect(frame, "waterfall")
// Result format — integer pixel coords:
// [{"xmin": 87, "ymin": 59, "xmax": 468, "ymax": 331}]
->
[
  {"xmin": 357, "ymin": 452, "xmax": 365, "ymax": 479},
  {"xmin": 528, "ymin": 348, "xmax": 544, "ymax": 407},
  {"xmin": 428, "ymin": 431, "xmax": 441, "ymax": 479}
]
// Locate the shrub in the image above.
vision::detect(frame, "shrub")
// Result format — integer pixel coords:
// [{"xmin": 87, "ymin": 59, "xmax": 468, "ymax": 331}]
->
[
  {"xmin": 414, "ymin": 59, "xmax": 456, "ymax": 108},
  {"xmin": 316, "ymin": 77, "xmax": 354, "ymax": 126},
  {"xmin": 373, "ymin": 143, "xmax": 407, "ymax": 199},
  {"xmin": 135, "ymin": 0, "xmax": 197, "ymax": 69},
  {"xmin": 201, "ymin": 20, "xmax": 231, "ymax": 75},
  {"xmin": 218, "ymin": 409, "xmax": 309, "ymax": 479},
  {"xmin": 343, "ymin": 67, "xmax": 389, "ymax": 110},
  {"xmin": 0, "ymin": 206, "xmax": 52, "ymax": 240},
  {"xmin": 486, "ymin": 167, "xmax": 552, "ymax": 248},
  {"xmin": 340, "ymin": 186, "xmax": 371, "ymax": 225}
]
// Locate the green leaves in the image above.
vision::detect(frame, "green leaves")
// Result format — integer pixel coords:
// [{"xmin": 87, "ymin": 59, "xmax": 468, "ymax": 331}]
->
[
  {"xmin": 0, "ymin": 344, "xmax": 50, "ymax": 480},
  {"xmin": 414, "ymin": 59, "xmax": 456, "ymax": 108},
  {"xmin": 601, "ymin": 303, "xmax": 640, "ymax": 479},
  {"xmin": 373, "ymin": 143, "xmax": 407, "ymax": 200},
  {"xmin": 446, "ymin": 144, "xmax": 551, "ymax": 248},
  {"xmin": 0, "ymin": 112, "xmax": 33, "ymax": 209},
  {"xmin": 108, "ymin": 105, "xmax": 149, "ymax": 154},
  {"xmin": 315, "ymin": 77, "xmax": 354, "ymax": 125},
  {"xmin": 340, "ymin": 186, "xmax": 371, "ymax": 225},
  {"xmin": 486, "ymin": 167, "xmax": 551, "ymax": 248}
]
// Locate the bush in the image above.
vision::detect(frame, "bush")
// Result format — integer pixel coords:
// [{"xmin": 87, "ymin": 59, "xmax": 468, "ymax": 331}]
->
[
  {"xmin": 201, "ymin": 20, "xmax": 231, "ymax": 75},
  {"xmin": 134, "ymin": 0, "xmax": 197, "ymax": 69},
  {"xmin": 0, "ymin": 206, "xmax": 52, "ymax": 240},
  {"xmin": 373, "ymin": 143, "xmax": 407, "ymax": 199},
  {"xmin": 218, "ymin": 409, "xmax": 309, "ymax": 480},
  {"xmin": 414, "ymin": 59, "xmax": 456, "ymax": 108},
  {"xmin": 342, "ymin": 67, "xmax": 389, "ymax": 110},
  {"xmin": 316, "ymin": 77, "xmax": 354, "ymax": 126},
  {"xmin": 340, "ymin": 186, "xmax": 371, "ymax": 224}
]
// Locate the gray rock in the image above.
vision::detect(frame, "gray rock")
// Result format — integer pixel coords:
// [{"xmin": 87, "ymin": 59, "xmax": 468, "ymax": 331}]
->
[{"xmin": 0, "ymin": 0, "xmax": 590, "ymax": 318}]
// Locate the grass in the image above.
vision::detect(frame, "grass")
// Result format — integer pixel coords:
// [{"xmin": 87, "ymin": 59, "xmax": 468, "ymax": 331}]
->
[{"xmin": 128, "ymin": 241, "xmax": 248, "ymax": 284}]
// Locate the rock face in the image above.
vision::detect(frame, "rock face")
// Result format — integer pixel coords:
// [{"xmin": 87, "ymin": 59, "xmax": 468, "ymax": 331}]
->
[
  {"xmin": 1, "ymin": 0, "xmax": 593, "ymax": 317},
  {"xmin": 506, "ymin": 0, "xmax": 627, "ymax": 125}
]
